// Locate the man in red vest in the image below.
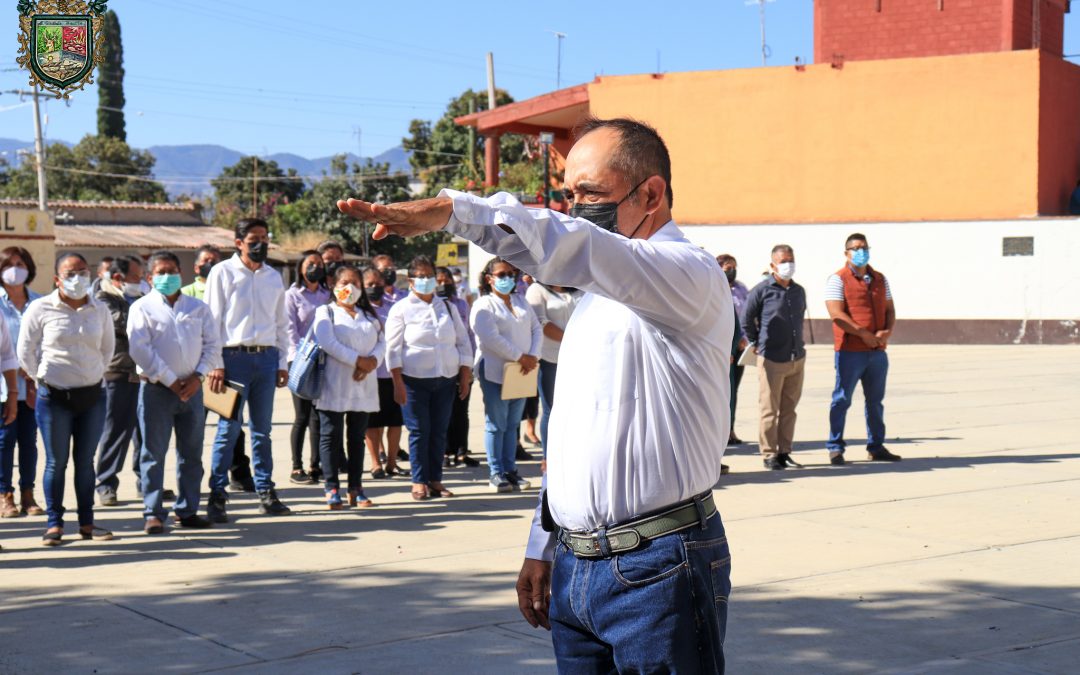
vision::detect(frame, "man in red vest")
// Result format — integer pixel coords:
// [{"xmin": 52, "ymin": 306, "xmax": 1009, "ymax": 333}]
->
[{"xmin": 824, "ymin": 233, "xmax": 900, "ymax": 465}]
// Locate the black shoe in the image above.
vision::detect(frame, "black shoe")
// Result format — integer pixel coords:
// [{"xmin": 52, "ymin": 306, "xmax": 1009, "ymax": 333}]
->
[
  {"xmin": 290, "ymin": 469, "xmax": 315, "ymax": 485},
  {"xmin": 460, "ymin": 454, "xmax": 480, "ymax": 467},
  {"xmin": 868, "ymin": 448, "xmax": 902, "ymax": 462},
  {"xmin": 515, "ymin": 443, "xmax": 533, "ymax": 461},
  {"xmin": 162, "ymin": 489, "xmax": 176, "ymax": 501},
  {"xmin": 257, "ymin": 489, "xmax": 291, "ymax": 516},
  {"xmin": 830, "ymin": 453, "xmax": 846, "ymax": 466},
  {"xmin": 763, "ymin": 456, "xmax": 785, "ymax": 470},
  {"xmin": 207, "ymin": 489, "xmax": 229, "ymax": 524},
  {"xmin": 309, "ymin": 467, "xmax": 324, "ymax": 483},
  {"xmin": 488, "ymin": 474, "xmax": 512, "ymax": 493},
  {"xmin": 229, "ymin": 475, "xmax": 256, "ymax": 493},
  {"xmin": 175, "ymin": 514, "xmax": 213, "ymax": 529},
  {"xmin": 778, "ymin": 454, "xmax": 802, "ymax": 468},
  {"xmin": 397, "ymin": 450, "xmax": 409, "ymax": 462},
  {"xmin": 506, "ymin": 471, "xmax": 531, "ymax": 491},
  {"xmin": 443, "ymin": 456, "xmax": 453, "ymax": 468}
]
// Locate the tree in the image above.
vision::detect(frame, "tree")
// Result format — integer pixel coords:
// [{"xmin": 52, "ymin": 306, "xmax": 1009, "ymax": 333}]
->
[
  {"xmin": 210, "ymin": 156, "xmax": 304, "ymax": 228},
  {"xmin": 0, "ymin": 134, "xmax": 167, "ymax": 203},
  {"xmin": 270, "ymin": 155, "xmax": 438, "ymax": 260},
  {"xmin": 97, "ymin": 10, "xmax": 125, "ymax": 141},
  {"xmin": 402, "ymin": 88, "xmax": 532, "ymax": 196}
]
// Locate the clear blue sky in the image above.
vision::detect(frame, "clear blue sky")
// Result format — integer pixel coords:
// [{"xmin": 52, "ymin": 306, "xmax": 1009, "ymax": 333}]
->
[{"xmin": 3, "ymin": 0, "xmax": 1080, "ymax": 161}]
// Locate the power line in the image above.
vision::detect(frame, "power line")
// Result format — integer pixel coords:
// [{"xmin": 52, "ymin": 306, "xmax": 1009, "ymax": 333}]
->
[{"xmin": 43, "ymin": 163, "xmax": 454, "ymax": 185}]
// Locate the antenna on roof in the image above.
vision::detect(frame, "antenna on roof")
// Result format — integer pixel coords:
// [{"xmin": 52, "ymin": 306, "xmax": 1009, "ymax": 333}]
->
[{"xmin": 745, "ymin": 0, "xmax": 777, "ymax": 67}]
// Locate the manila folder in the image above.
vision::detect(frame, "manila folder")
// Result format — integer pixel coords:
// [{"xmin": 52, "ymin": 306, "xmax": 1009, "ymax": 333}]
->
[
  {"xmin": 203, "ymin": 380, "xmax": 245, "ymax": 420},
  {"xmin": 501, "ymin": 362, "xmax": 538, "ymax": 400}
]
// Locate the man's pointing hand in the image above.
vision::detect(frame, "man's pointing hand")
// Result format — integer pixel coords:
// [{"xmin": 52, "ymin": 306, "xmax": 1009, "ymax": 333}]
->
[{"xmin": 336, "ymin": 197, "xmax": 454, "ymax": 240}]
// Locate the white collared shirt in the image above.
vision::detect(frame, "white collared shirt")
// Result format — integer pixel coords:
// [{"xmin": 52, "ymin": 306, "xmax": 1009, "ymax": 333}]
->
[
  {"xmin": 525, "ymin": 283, "xmax": 582, "ymax": 364},
  {"xmin": 127, "ymin": 291, "xmax": 222, "ymax": 386},
  {"xmin": 470, "ymin": 292, "xmax": 542, "ymax": 384},
  {"xmin": 17, "ymin": 290, "xmax": 115, "ymax": 389},
  {"xmin": 385, "ymin": 293, "xmax": 472, "ymax": 379},
  {"xmin": 204, "ymin": 254, "xmax": 290, "ymax": 370},
  {"xmin": 440, "ymin": 189, "xmax": 733, "ymax": 561},
  {"xmin": 313, "ymin": 304, "xmax": 384, "ymax": 413}
]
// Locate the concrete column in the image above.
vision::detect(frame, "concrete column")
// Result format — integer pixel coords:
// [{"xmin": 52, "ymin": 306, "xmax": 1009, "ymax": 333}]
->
[{"xmin": 484, "ymin": 133, "xmax": 501, "ymax": 187}]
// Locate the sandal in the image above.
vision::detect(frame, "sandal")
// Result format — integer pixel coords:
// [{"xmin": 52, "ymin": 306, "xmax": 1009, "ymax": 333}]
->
[
  {"xmin": 79, "ymin": 526, "xmax": 113, "ymax": 541},
  {"xmin": 42, "ymin": 528, "xmax": 63, "ymax": 547},
  {"xmin": 411, "ymin": 485, "xmax": 429, "ymax": 501},
  {"xmin": 385, "ymin": 466, "xmax": 408, "ymax": 478},
  {"xmin": 326, "ymin": 489, "xmax": 343, "ymax": 511},
  {"xmin": 370, "ymin": 467, "xmax": 388, "ymax": 480},
  {"xmin": 427, "ymin": 483, "xmax": 454, "ymax": 498},
  {"xmin": 352, "ymin": 491, "xmax": 374, "ymax": 508}
]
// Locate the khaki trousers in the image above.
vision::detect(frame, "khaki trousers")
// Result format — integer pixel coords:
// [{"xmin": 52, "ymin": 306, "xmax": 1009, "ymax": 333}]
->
[{"xmin": 758, "ymin": 357, "xmax": 806, "ymax": 456}]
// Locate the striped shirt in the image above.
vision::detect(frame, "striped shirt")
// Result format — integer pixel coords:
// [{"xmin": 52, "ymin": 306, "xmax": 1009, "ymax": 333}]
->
[{"xmin": 825, "ymin": 270, "xmax": 892, "ymax": 302}]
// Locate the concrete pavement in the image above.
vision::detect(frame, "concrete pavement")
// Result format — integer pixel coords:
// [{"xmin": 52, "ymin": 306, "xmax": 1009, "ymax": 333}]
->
[{"xmin": 1, "ymin": 344, "xmax": 1077, "ymax": 673}]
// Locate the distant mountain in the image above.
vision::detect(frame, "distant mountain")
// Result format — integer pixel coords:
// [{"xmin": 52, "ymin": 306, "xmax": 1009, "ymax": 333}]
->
[{"xmin": 0, "ymin": 137, "xmax": 413, "ymax": 199}]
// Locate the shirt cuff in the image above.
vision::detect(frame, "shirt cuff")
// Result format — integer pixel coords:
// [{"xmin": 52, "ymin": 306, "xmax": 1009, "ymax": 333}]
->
[
  {"xmin": 439, "ymin": 189, "xmax": 498, "ymax": 241},
  {"xmin": 526, "ymin": 515, "xmax": 557, "ymax": 563}
]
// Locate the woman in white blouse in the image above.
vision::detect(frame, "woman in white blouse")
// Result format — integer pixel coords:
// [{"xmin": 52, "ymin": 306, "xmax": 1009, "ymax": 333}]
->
[
  {"xmin": 470, "ymin": 258, "xmax": 542, "ymax": 494},
  {"xmin": 385, "ymin": 256, "xmax": 472, "ymax": 501},
  {"xmin": 17, "ymin": 253, "xmax": 115, "ymax": 546},
  {"xmin": 312, "ymin": 265, "xmax": 384, "ymax": 509},
  {"xmin": 524, "ymin": 282, "xmax": 582, "ymax": 461}
]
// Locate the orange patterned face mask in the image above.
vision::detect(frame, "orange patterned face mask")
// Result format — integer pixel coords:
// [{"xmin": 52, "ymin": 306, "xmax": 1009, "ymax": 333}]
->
[{"xmin": 334, "ymin": 283, "xmax": 361, "ymax": 305}]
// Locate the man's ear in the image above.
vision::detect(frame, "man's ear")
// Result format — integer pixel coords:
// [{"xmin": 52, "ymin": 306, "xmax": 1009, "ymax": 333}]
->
[{"xmin": 643, "ymin": 175, "xmax": 667, "ymax": 213}]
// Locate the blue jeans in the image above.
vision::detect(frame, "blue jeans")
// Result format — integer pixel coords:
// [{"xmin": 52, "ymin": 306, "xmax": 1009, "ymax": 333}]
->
[
  {"xmin": 95, "ymin": 379, "xmax": 140, "ymax": 494},
  {"xmin": 37, "ymin": 384, "xmax": 107, "ymax": 529},
  {"xmin": 478, "ymin": 364, "xmax": 527, "ymax": 477},
  {"xmin": 550, "ymin": 511, "xmax": 731, "ymax": 673},
  {"xmin": 827, "ymin": 350, "xmax": 889, "ymax": 453},
  {"xmin": 0, "ymin": 401, "xmax": 38, "ymax": 492},
  {"xmin": 317, "ymin": 410, "xmax": 368, "ymax": 492},
  {"xmin": 538, "ymin": 360, "xmax": 558, "ymax": 458},
  {"xmin": 210, "ymin": 349, "xmax": 278, "ymax": 492},
  {"xmin": 401, "ymin": 375, "xmax": 455, "ymax": 484},
  {"xmin": 139, "ymin": 383, "xmax": 205, "ymax": 521}
]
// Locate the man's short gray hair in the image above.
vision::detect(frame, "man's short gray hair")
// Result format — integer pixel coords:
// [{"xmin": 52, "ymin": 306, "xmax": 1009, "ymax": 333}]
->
[{"xmin": 771, "ymin": 244, "xmax": 794, "ymax": 257}]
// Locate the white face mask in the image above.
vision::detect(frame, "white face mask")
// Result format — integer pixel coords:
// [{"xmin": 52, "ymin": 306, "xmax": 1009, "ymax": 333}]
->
[
  {"xmin": 60, "ymin": 272, "xmax": 91, "ymax": 300},
  {"xmin": 775, "ymin": 262, "xmax": 796, "ymax": 281},
  {"xmin": 123, "ymin": 281, "xmax": 144, "ymax": 298},
  {"xmin": 2, "ymin": 266, "xmax": 29, "ymax": 286}
]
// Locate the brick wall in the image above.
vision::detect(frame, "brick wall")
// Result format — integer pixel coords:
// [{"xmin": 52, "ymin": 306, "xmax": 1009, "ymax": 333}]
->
[{"xmin": 815, "ymin": 0, "xmax": 1067, "ymax": 63}]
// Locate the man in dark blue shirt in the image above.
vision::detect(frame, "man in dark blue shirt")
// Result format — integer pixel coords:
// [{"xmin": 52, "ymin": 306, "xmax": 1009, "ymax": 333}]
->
[{"xmin": 741, "ymin": 244, "xmax": 807, "ymax": 470}]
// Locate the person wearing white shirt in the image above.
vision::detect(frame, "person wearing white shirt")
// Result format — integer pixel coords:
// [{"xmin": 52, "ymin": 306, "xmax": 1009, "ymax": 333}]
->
[
  {"xmin": 127, "ymin": 251, "xmax": 221, "ymax": 534},
  {"xmin": 471, "ymin": 260, "xmax": 542, "ymax": 493},
  {"xmin": 524, "ymin": 281, "xmax": 582, "ymax": 461},
  {"xmin": 312, "ymin": 265, "xmax": 384, "ymax": 509},
  {"xmin": 336, "ymin": 117, "xmax": 732, "ymax": 673},
  {"xmin": 203, "ymin": 218, "xmax": 292, "ymax": 521},
  {"xmin": 384, "ymin": 256, "xmax": 472, "ymax": 501},
  {"xmin": 18, "ymin": 253, "xmax": 116, "ymax": 546}
]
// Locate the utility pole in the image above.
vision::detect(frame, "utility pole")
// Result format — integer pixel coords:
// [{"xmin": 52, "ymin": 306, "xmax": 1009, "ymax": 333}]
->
[
  {"xmin": 486, "ymin": 52, "xmax": 497, "ymax": 110},
  {"xmin": 548, "ymin": 31, "xmax": 566, "ymax": 89},
  {"xmin": 252, "ymin": 155, "xmax": 258, "ymax": 218},
  {"xmin": 30, "ymin": 85, "xmax": 47, "ymax": 211},
  {"xmin": 467, "ymin": 98, "xmax": 476, "ymax": 171},
  {"xmin": 353, "ymin": 126, "xmax": 362, "ymax": 161},
  {"xmin": 746, "ymin": 0, "xmax": 776, "ymax": 67}
]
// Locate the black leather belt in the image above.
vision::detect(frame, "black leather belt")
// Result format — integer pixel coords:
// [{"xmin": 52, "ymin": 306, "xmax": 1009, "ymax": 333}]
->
[
  {"xmin": 224, "ymin": 345, "xmax": 273, "ymax": 353},
  {"xmin": 558, "ymin": 492, "xmax": 717, "ymax": 559}
]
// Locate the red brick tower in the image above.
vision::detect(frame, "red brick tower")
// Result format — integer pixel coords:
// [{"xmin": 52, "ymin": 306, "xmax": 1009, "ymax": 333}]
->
[{"xmin": 814, "ymin": 0, "xmax": 1069, "ymax": 63}]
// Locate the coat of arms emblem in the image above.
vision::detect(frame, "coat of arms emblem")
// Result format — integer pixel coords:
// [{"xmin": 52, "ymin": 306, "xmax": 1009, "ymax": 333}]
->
[{"xmin": 15, "ymin": 0, "xmax": 109, "ymax": 99}]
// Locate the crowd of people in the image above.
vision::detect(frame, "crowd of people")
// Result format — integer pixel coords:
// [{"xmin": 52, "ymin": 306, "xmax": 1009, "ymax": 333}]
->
[
  {"xmin": 722, "ymin": 232, "xmax": 900, "ymax": 472},
  {"xmin": 0, "ymin": 217, "xmax": 587, "ymax": 547}
]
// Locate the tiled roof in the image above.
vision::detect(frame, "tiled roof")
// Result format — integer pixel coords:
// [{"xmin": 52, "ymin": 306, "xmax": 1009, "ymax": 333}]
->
[
  {"xmin": 55, "ymin": 224, "xmax": 235, "ymax": 249},
  {"xmin": 0, "ymin": 199, "xmax": 199, "ymax": 212}
]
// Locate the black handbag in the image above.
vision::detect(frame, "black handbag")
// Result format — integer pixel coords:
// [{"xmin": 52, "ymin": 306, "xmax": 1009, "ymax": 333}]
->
[{"xmin": 44, "ymin": 381, "xmax": 103, "ymax": 415}]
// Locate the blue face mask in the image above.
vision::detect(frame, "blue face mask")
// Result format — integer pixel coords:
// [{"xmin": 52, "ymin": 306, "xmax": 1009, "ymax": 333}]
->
[
  {"xmin": 412, "ymin": 276, "xmax": 437, "ymax": 295},
  {"xmin": 493, "ymin": 276, "xmax": 517, "ymax": 295},
  {"xmin": 153, "ymin": 273, "xmax": 182, "ymax": 296},
  {"xmin": 850, "ymin": 248, "xmax": 870, "ymax": 267}
]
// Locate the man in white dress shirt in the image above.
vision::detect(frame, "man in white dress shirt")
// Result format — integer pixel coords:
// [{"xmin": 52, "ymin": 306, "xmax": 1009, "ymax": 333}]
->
[
  {"xmin": 128, "ymin": 250, "xmax": 221, "ymax": 534},
  {"xmin": 204, "ymin": 218, "xmax": 292, "ymax": 520},
  {"xmin": 338, "ymin": 118, "xmax": 733, "ymax": 673}
]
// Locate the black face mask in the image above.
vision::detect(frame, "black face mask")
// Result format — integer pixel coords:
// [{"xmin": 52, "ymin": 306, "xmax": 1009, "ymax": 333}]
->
[
  {"xmin": 304, "ymin": 265, "xmax": 326, "ymax": 284},
  {"xmin": 568, "ymin": 178, "xmax": 650, "ymax": 236},
  {"xmin": 197, "ymin": 262, "xmax": 214, "ymax": 279},
  {"xmin": 325, "ymin": 260, "xmax": 343, "ymax": 279},
  {"xmin": 247, "ymin": 241, "xmax": 269, "ymax": 264},
  {"xmin": 435, "ymin": 283, "xmax": 455, "ymax": 298},
  {"xmin": 364, "ymin": 285, "xmax": 384, "ymax": 302},
  {"xmin": 380, "ymin": 268, "xmax": 396, "ymax": 286},
  {"xmin": 725, "ymin": 268, "xmax": 737, "ymax": 284}
]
